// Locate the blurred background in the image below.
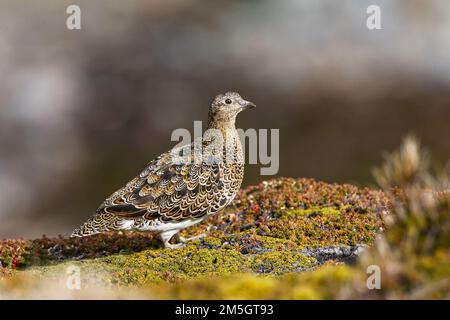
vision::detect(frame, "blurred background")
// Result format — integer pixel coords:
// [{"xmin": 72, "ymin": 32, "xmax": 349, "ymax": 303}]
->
[{"xmin": 0, "ymin": 0, "xmax": 449, "ymax": 238}]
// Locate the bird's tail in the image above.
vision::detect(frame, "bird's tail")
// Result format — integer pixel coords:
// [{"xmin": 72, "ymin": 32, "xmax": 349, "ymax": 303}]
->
[
  {"xmin": 70, "ymin": 217, "xmax": 98, "ymax": 238},
  {"xmin": 70, "ymin": 215, "xmax": 117, "ymax": 238}
]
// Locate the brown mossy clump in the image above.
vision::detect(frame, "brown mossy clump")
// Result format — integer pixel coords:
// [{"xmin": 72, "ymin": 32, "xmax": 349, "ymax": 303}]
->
[
  {"xmin": 186, "ymin": 177, "xmax": 388, "ymax": 251},
  {"xmin": 203, "ymin": 177, "xmax": 389, "ymax": 236},
  {"xmin": 0, "ymin": 232, "xmax": 159, "ymax": 270},
  {"xmin": 0, "ymin": 239, "xmax": 31, "ymax": 269}
]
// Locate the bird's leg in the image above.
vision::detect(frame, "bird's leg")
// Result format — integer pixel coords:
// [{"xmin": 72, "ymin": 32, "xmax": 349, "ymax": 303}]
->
[
  {"xmin": 159, "ymin": 230, "xmax": 185, "ymax": 249},
  {"xmin": 175, "ymin": 233, "xmax": 207, "ymax": 244}
]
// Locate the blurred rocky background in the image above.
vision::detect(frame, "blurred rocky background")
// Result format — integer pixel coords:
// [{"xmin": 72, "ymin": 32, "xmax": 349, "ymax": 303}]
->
[{"xmin": 0, "ymin": 0, "xmax": 449, "ymax": 237}]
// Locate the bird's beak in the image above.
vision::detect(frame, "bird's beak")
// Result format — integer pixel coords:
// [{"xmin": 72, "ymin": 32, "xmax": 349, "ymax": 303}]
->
[{"xmin": 240, "ymin": 100, "xmax": 256, "ymax": 111}]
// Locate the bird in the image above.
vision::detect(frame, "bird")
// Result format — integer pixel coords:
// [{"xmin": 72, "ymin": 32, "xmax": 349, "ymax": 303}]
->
[{"xmin": 71, "ymin": 92, "xmax": 256, "ymax": 249}]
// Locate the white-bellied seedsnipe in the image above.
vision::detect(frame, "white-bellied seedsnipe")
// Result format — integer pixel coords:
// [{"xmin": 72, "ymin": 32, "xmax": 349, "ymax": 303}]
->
[{"xmin": 71, "ymin": 92, "xmax": 255, "ymax": 248}]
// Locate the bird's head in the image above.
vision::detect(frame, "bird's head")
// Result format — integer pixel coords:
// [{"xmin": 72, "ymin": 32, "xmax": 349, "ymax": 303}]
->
[{"xmin": 208, "ymin": 92, "xmax": 256, "ymax": 126}]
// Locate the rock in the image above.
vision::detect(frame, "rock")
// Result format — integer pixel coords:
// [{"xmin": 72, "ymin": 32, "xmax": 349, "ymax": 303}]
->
[{"xmin": 301, "ymin": 244, "xmax": 367, "ymax": 264}]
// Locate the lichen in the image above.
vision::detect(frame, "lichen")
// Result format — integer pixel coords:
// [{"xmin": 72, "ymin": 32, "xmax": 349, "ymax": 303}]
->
[{"xmin": 284, "ymin": 207, "xmax": 342, "ymax": 218}]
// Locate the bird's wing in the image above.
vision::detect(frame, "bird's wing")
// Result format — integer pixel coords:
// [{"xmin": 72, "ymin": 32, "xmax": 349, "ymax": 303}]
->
[{"xmin": 97, "ymin": 139, "xmax": 224, "ymax": 222}]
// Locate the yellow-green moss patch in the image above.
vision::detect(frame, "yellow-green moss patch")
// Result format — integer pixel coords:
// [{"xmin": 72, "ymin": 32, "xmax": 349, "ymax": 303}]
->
[
  {"xmin": 284, "ymin": 207, "xmax": 341, "ymax": 218},
  {"xmin": 24, "ymin": 245, "xmax": 316, "ymax": 286}
]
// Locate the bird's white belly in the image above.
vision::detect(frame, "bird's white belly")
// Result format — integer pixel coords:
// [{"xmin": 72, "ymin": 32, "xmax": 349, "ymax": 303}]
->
[{"xmin": 120, "ymin": 216, "xmax": 206, "ymax": 233}]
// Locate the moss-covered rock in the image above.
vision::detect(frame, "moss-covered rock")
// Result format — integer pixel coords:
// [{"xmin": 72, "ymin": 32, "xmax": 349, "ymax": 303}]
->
[
  {"xmin": 0, "ymin": 177, "xmax": 391, "ymax": 293},
  {"xmin": 1, "ymin": 177, "xmax": 388, "ymax": 270}
]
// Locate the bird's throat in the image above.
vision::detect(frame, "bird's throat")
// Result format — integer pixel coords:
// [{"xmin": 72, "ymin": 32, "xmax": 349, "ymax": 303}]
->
[{"xmin": 207, "ymin": 117, "xmax": 237, "ymax": 131}]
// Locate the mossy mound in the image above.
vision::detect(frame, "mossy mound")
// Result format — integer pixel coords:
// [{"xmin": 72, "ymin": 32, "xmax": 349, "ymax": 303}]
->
[
  {"xmin": 0, "ymin": 178, "xmax": 389, "ymax": 286},
  {"xmin": 2, "ymin": 139, "xmax": 447, "ymax": 299}
]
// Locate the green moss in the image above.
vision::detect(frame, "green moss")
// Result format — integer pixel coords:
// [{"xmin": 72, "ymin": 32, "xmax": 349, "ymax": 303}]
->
[
  {"xmin": 24, "ymin": 244, "xmax": 316, "ymax": 286},
  {"xmin": 249, "ymin": 251, "xmax": 316, "ymax": 274},
  {"xmin": 25, "ymin": 246, "xmax": 247, "ymax": 285},
  {"xmin": 284, "ymin": 207, "xmax": 341, "ymax": 218},
  {"xmin": 148, "ymin": 264, "xmax": 357, "ymax": 299},
  {"xmin": 217, "ymin": 275, "xmax": 277, "ymax": 299},
  {"xmin": 200, "ymin": 236, "xmax": 222, "ymax": 247},
  {"xmin": 254, "ymin": 235, "xmax": 297, "ymax": 250}
]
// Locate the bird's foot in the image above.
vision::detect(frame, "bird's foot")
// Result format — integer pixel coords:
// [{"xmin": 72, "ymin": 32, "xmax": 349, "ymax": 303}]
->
[
  {"xmin": 160, "ymin": 230, "xmax": 186, "ymax": 249},
  {"xmin": 176, "ymin": 233, "xmax": 207, "ymax": 244},
  {"xmin": 160, "ymin": 231, "xmax": 207, "ymax": 249}
]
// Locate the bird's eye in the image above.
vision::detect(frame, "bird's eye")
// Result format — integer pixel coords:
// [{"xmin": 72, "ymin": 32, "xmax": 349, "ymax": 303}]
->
[{"xmin": 225, "ymin": 98, "xmax": 232, "ymax": 104}]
